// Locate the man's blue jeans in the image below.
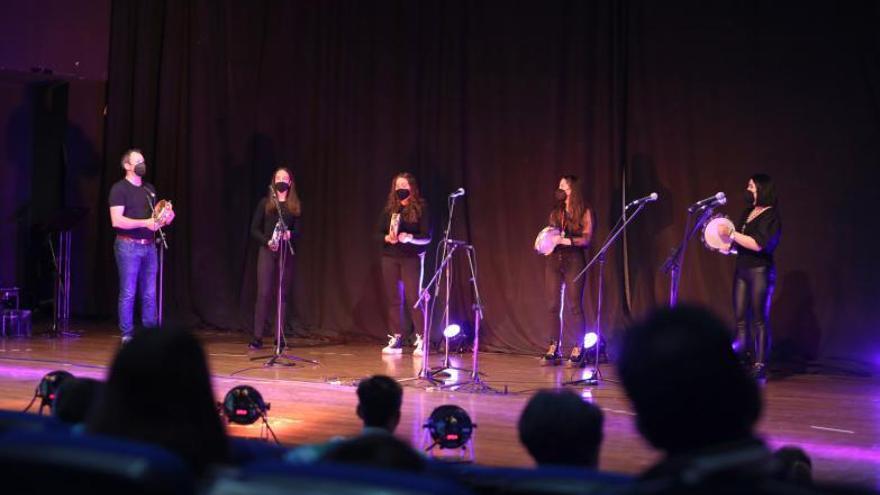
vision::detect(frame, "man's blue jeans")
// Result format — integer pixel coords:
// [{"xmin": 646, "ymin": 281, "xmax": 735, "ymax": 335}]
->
[{"xmin": 114, "ymin": 238, "xmax": 158, "ymax": 338}]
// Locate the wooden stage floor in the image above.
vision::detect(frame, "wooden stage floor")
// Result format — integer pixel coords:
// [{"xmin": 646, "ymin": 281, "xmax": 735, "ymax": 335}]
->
[{"xmin": 0, "ymin": 324, "xmax": 878, "ymax": 487}]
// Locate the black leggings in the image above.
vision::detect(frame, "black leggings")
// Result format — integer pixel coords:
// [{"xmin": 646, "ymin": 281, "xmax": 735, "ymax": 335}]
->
[
  {"xmin": 253, "ymin": 246, "xmax": 294, "ymax": 339},
  {"xmin": 381, "ymin": 255, "xmax": 424, "ymax": 338},
  {"xmin": 733, "ymin": 265, "xmax": 775, "ymax": 365},
  {"xmin": 544, "ymin": 248, "xmax": 586, "ymax": 343}
]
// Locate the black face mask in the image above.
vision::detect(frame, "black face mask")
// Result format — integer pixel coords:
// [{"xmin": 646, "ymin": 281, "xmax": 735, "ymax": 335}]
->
[
  {"xmin": 133, "ymin": 162, "xmax": 146, "ymax": 177},
  {"xmin": 274, "ymin": 181, "xmax": 291, "ymax": 193},
  {"xmin": 396, "ymin": 188, "xmax": 411, "ymax": 201},
  {"xmin": 554, "ymin": 189, "xmax": 567, "ymax": 202},
  {"xmin": 745, "ymin": 190, "xmax": 755, "ymax": 206}
]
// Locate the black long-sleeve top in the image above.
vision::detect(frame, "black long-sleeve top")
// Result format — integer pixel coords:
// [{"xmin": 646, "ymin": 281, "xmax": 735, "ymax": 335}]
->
[
  {"xmin": 251, "ymin": 198, "xmax": 299, "ymax": 247},
  {"xmin": 377, "ymin": 203, "xmax": 431, "ymax": 258},
  {"xmin": 735, "ymin": 207, "xmax": 781, "ymax": 269}
]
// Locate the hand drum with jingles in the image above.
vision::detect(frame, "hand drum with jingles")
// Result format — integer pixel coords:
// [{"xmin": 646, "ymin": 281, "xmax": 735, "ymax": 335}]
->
[
  {"xmin": 534, "ymin": 226, "xmax": 562, "ymax": 256},
  {"xmin": 152, "ymin": 199, "xmax": 174, "ymax": 227},
  {"xmin": 702, "ymin": 215, "xmax": 738, "ymax": 255}
]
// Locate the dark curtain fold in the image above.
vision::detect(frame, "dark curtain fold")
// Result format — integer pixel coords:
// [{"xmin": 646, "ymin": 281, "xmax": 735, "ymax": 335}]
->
[{"xmin": 91, "ymin": 0, "xmax": 880, "ymax": 367}]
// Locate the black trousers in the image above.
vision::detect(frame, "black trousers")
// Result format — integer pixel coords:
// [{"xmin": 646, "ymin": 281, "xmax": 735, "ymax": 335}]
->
[
  {"xmin": 253, "ymin": 246, "xmax": 294, "ymax": 339},
  {"xmin": 381, "ymin": 254, "xmax": 424, "ymax": 338},
  {"xmin": 544, "ymin": 248, "xmax": 587, "ymax": 343},
  {"xmin": 733, "ymin": 265, "xmax": 775, "ymax": 365}
]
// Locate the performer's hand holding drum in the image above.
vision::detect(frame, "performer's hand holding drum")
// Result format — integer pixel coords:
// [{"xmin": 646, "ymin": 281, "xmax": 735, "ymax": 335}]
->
[
  {"xmin": 702, "ymin": 215, "xmax": 737, "ymax": 255},
  {"xmin": 534, "ymin": 226, "xmax": 562, "ymax": 256},
  {"xmin": 152, "ymin": 199, "xmax": 174, "ymax": 227}
]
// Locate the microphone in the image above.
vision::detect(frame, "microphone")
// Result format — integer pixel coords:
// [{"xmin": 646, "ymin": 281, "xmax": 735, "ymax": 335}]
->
[
  {"xmin": 444, "ymin": 239, "xmax": 468, "ymax": 246},
  {"xmin": 625, "ymin": 192, "xmax": 659, "ymax": 209},
  {"xmin": 143, "ymin": 188, "xmax": 156, "ymax": 208},
  {"xmin": 688, "ymin": 192, "xmax": 726, "ymax": 212},
  {"xmin": 449, "ymin": 188, "xmax": 465, "ymax": 198}
]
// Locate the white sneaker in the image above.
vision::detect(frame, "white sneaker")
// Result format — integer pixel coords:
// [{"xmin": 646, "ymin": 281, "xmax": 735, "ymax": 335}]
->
[
  {"xmin": 382, "ymin": 334, "xmax": 403, "ymax": 354},
  {"xmin": 413, "ymin": 334, "xmax": 424, "ymax": 357}
]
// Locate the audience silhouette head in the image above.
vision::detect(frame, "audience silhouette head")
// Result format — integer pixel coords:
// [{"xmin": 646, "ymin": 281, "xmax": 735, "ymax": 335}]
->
[
  {"xmin": 518, "ymin": 389, "xmax": 604, "ymax": 468},
  {"xmin": 356, "ymin": 375, "xmax": 403, "ymax": 433},
  {"xmin": 87, "ymin": 328, "xmax": 229, "ymax": 474},
  {"xmin": 618, "ymin": 305, "xmax": 761, "ymax": 455}
]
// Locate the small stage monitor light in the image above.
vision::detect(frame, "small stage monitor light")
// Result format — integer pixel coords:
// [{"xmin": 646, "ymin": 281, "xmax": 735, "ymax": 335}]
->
[
  {"xmin": 583, "ymin": 332, "xmax": 598, "ymax": 349},
  {"xmin": 442, "ymin": 324, "xmax": 461, "ymax": 339},
  {"xmin": 424, "ymin": 404, "xmax": 475, "ymax": 450},
  {"xmin": 222, "ymin": 385, "xmax": 269, "ymax": 425},
  {"xmin": 36, "ymin": 370, "xmax": 74, "ymax": 415}
]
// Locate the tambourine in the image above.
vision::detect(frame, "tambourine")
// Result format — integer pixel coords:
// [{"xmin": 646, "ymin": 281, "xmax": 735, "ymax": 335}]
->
[
  {"xmin": 534, "ymin": 226, "xmax": 562, "ymax": 256},
  {"xmin": 702, "ymin": 215, "xmax": 737, "ymax": 255},
  {"xmin": 268, "ymin": 220, "xmax": 284, "ymax": 251},
  {"xmin": 152, "ymin": 199, "xmax": 174, "ymax": 227}
]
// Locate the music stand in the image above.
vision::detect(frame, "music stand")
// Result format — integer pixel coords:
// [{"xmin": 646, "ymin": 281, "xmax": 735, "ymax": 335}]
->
[{"xmin": 45, "ymin": 207, "xmax": 88, "ymax": 338}]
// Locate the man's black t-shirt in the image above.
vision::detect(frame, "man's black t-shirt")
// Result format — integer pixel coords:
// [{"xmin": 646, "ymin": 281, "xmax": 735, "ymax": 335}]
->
[{"xmin": 109, "ymin": 178, "xmax": 156, "ymax": 240}]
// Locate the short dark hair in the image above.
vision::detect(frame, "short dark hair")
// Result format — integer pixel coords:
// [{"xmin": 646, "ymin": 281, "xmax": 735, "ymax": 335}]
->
[
  {"xmin": 750, "ymin": 173, "xmax": 777, "ymax": 207},
  {"xmin": 618, "ymin": 306, "xmax": 761, "ymax": 455},
  {"xmin": 518, "ymin": 389, "xmax": 604, "ymax": 468},
  {"xmin": 120, "ymin": 148, "xmax": 143, "ymax": 168},
  {"xmin": 356, "ymin": 375, "xmax": 403, "ymax": 429}
]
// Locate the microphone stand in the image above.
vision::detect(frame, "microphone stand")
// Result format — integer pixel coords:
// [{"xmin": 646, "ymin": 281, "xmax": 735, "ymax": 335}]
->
[
  {"xmin": 662, "ymin": 204, "xmax": 717, "ymax": 306},
  {"xmin": 251, "ymin": 188, "xmax": 317, "ymax": 368},
  {"xmin": 429, "ymin": 194, "xmax": 474, "ymax": 379},
  {"xmin": 145, "ymin": 192, "xmax": 168, "ymax": 327},
  {"xmin": 437, "ymin": 241, "xmax": 499, "ymax": 393},
  {"xmin": 399, "ymin": 191, "xmax": 461, "ymax": 388},
  {"xmin": 563, "ymin": 200, "xmax": 651, "ymax": 387},
  {"xmin": 398, "ymin": 242, "xmax": 456, "ymax": 388}
]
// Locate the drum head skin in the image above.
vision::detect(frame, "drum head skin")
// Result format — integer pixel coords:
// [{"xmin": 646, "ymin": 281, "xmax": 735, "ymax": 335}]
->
[{"xmin": 702, "ymin": 216, "xmax": 737, "ymax": 255}]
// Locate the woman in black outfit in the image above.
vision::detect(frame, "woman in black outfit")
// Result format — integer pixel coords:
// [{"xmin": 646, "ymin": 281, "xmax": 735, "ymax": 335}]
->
[
  {"xmin": 720, "ymin": 174, "xmax": 781, "ymax": 380},
  {"xmin": 542, "ymin": 175, "xmax": 593, "ymax": 366},
  {"xmin": 378, "ymin": 172, "xmax": 431, "ymax": 355},
  {"xmin": 248, "ymin": 167, "xmax": 302, "ymax": 350}
]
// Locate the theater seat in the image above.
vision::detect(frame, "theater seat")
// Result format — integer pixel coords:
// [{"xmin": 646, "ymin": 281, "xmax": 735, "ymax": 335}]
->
[
  {"xmin": 0, "ymin": 409, "xmax": 70, "ymax": 434},
  {"xmin": 429, "ymin": 463, "xmax": 634, "ymax": 495},
  {"xmin": 0, "ymin": 430, "xmax": 195, "ymax": 495},
  {"xmin": 227, "ymin": 436, "xmax": 288, "ymax": 465},
  {"xmin": 210, "ymin": 460, "xmax": 474, "ymax": 495}
]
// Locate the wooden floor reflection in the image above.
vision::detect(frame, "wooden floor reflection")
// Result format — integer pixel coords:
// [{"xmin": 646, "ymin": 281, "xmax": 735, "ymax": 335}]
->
[{"xmin": 0, "ymin": 325, "xmax": 878, "ymax": 486}]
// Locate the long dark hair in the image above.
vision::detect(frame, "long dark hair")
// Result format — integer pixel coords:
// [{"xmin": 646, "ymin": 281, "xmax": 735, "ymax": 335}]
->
[
  {"xmin": 549, "ymin": 175, "xmax": 590, "ymax": 231},
  {"xmin": 750, "ymin": 173, "xmax": 777, "ymax": 207},
  {"xmin": 265, "ymin": 167, "xmax": 302, "ymax": 216},
  {"xmin": 384, "ymin": 172, "xmax": 425, "ymax": 223},
  {"xmin": 86, "ymin": 329, "xmax": 229, "ymax": 474}
]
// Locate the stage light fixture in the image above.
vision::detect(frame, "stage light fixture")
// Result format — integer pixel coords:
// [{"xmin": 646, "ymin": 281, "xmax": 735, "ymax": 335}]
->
[
  {"xmin": 222, "ymin": 385, "xmax": 270, "ymax": 425},
  {"xmin": 583, "ymin": 332, "xmax": 599, "ymax": 349},
  {"xmin": 36, "ymin": 370, "xmax": 74, "ymax": 415},
  {"xmin": 442, "ymin": 324, "xmax": 461, "ymax": 339},
  {"xmin": 423, "ymin": 404, "xmax": 475, "ymax": 450}
]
